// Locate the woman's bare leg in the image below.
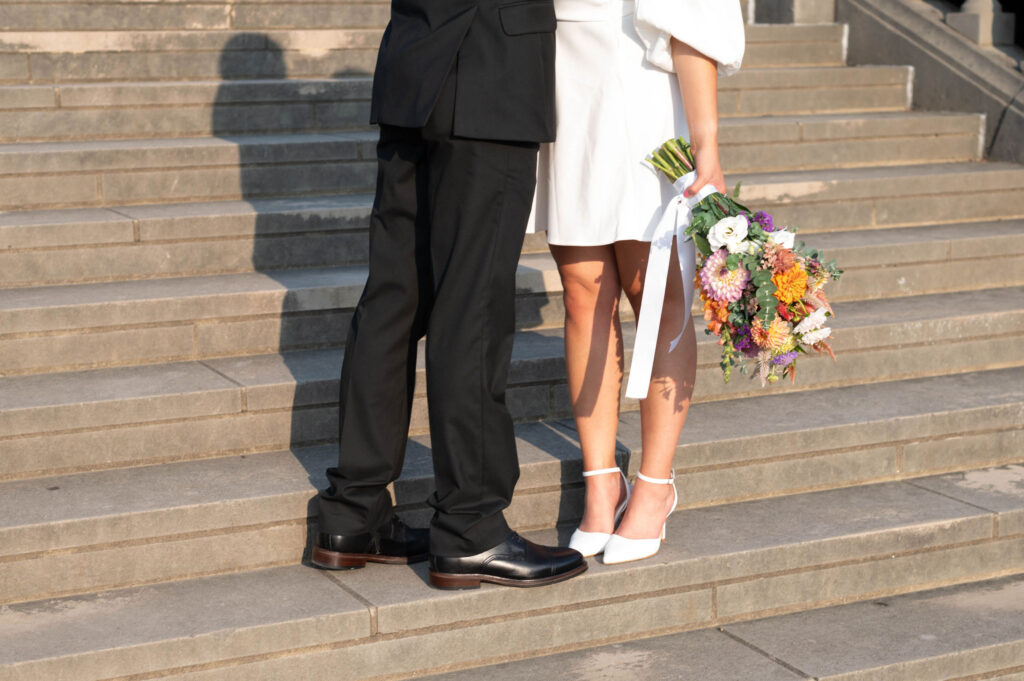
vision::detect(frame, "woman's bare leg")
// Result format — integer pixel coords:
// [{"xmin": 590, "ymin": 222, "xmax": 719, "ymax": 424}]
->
[
  {"xmin": 551, "ymin": 244, "xmax": 629, "ymax": 533},
  {"xmin": 612, "ymin": 239, "xmax": 697, "ymax": 539}
]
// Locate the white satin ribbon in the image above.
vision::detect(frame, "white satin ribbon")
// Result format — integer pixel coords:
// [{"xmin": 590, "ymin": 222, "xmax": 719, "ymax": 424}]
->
[{"xmin": 625, "ymin": 171, "xmax": 718, "ymax": 400}]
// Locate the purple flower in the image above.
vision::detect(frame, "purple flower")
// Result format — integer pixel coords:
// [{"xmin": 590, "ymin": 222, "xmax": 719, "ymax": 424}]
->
[
  {"xmin": 772, "ymin": 350, "xmax": 799, "ymax": 366},
  {"xmin": 752, "ymin": 211, "xmax": 775, "ymax": 232},
  {"xmin": 733, "ymin": 325, "xmax": 760, "ymax": 358}
]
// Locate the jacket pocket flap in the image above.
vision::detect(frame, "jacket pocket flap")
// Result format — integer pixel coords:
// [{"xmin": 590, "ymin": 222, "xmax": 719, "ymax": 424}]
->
[{"xmin": 499, "ymin": 1, "xmax": 557, "ymax": 35}]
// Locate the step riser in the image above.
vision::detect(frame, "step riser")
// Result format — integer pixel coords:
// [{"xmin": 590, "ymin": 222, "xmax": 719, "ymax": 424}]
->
[
  {"xmin": 1, "ymin": 242, "xmax": 1021, "ymax": 374},
  {"xmin": 0, "ymin": 76, "xmax": 913, "ymax": 142},
  {"xmin": 0, "ymin": 161, "xmax": 379, "ymax": 211},
  {"xmin": 0, "ymin": 496, "xmax": 1019, "ymax": 652},
  {"xmin": 0, "ymin": 41, "xmax": 832, "ymax": 87},
  {"xmin": 0, "ymin": 25, "xmax": 844, "ymax": 84},
  {"xmin": 3, "ymin": 311, "xmax": 1022, "ymax": 478},
  {"xmin": 0, "ymin": 5, "xmax": 391, "ymax": 31},
  {"xmin": 0, "ymin": 141, "xmax": 982, "ymax": 213},
  {"xmin": 0, "ymin": 100, "xmax": 373, "ymax": 143},
  {"xmin": 1, "ymin": 207, "xmax": 1014, "ymax": 290}
]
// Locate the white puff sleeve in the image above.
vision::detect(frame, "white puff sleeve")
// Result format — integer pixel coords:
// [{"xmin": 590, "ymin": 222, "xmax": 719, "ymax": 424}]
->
[{"xmin": 633, "ymin": 0, "xmax": 745, "ymax": 77}]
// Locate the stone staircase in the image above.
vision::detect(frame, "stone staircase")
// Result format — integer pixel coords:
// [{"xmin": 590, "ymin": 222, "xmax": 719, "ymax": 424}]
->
[{"xmin": 1, "ymin": 1, "xmax": 1023, "ymax": 679}]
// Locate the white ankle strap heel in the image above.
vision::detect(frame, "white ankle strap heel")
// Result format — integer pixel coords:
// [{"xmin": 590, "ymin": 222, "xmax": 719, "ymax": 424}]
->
[
  {"xmin": 567, "ymin": 467, "xmax": 631, "ymax": 557},
  {"xmin": 602, "ymin": 470, "xmax": 678, "ymax": 565}
]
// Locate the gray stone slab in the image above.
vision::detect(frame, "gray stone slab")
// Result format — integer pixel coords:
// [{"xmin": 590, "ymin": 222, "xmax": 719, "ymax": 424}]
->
[
  {"xmin": 723, "ymin": 65, "xmax": 910, "ymax": 90},
  {"xmin": 0, "ymin": 267, "xmax": 367, "ymax": 334},
  {"xmin": 730, "ymin": 84, "xmax": 909, "ymax": 117},
  {"xmin": 725, "ymin": 133, "xmax": 981, "ymax": 174},
  {"xmin": 0, "ymin": 207, "xmax": 132, "ymax": 248},
  {"xmin": 126, "ymin": 194, "xmax": 372, "ymax": 240},
  {"xmin": 0, "ymin": 54, "xmax": 29, "ymax": 81},
  {"xmin": 169, "ymin": 588, "xmax": 711, "ymax": 681},
  {"xmin": 0, "ymin": 361, "xmax": 241, "ymax": 438},
  {"xmin": 732, "ymin": 162, "xmax": 1024, "ymax": 204},
  {"xmin": 26, "ymin": 46, "xmax": 376, "ymax": 85},
  {"xmin": 912, "ymin": 465, "xmax": 1024, "ymax": 537},
  {"xmin": 0, "ymin": 5, "xmax": 232, "ymax": 30},
  {"xmin": 725, "ymin": 575, "xmax": 1024, "ymax": 681},
  {"xmin": 0, "ymin": 132, "xmax": 375, "ymax": 175},
  {"xmin": 0, "ymin": 566, "xmax": 369, "ymax": 681},
  {"xmin": 55, "ymin": 77, "xmax": 370, "ymax": 108},
  {"xmin": 0, "ymin": 447, "xmax": 332, "ymax": 554},
  {"xmin": 337, "ymin": 482, "xmax": 992, "ymax": 635},
  {"xmin": 0, "ymin": 85, "xmax": 56, "ymax": 109},
  {"xmin": 418, "ymin": 629, "xmax": 803, "ymax": 681}
]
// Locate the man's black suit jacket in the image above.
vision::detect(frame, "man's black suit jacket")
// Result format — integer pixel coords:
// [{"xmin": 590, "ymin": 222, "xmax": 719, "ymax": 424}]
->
[{"xmin": 369, "ymin": 0, "xmax": 557, "ymax": 143}]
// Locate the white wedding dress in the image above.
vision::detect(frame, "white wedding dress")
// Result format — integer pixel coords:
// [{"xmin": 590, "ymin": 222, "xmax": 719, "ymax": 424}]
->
[{"xmin": 528, "ymin": 0, "xmax": 745, "ymax": 245}]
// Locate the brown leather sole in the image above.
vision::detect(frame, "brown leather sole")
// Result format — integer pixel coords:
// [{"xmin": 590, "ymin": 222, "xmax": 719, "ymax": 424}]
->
[
  {"xmin": 312, "ymin": 546, "xmax": 428, "ymax": 570},
  {"xmin": 428, "ymin": 562, "xmax": 588, "ymax": 589}
]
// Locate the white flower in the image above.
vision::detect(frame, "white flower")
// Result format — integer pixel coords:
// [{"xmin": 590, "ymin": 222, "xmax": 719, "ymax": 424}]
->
[
  {"xmin": 793, "ymin": 308, "xmax": 828, "ymax": 335},
  {"xmin": 768, "ymin": 229, "xmax": 795, "ymax": 249},
  {"xmin": 800, "ymin": 326, "xmax": 832, "ymax": 346},
  {"xmin": 726, "ymin": 239, "xmax": 756, "ymax": 255},
  {"xmin": 708, "ymin": 215, "xmax": 749, "ymax": 252}
]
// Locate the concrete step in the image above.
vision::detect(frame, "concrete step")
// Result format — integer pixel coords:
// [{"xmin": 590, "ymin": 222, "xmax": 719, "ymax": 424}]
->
[
  {"xmin": 0, "ymin": 24, "xmax": 844, "ymax": 85},
  {"xmin": 732, "ymin": 161, "xmax": 1024, "ymax": 230},
  {"xmin": 0, "ymin": 195, "xmax": 554, "ymax": 288},
  {"xmin": 0, "ymin": 2, "xmax": 390, "ymax": 31},
  {"xmin": 1, "ymin": 463, "xmax": 1021, "ymax": 676},
  {"xmin": 0, "ymin": 132, "xmax": 379, "ymax": 211},
  {"xmin": 0, "ymin": 220, "xmax": 1021, "ymax": 371},
  {"xmin": 420, "ymin": 576, "xmax": 1024, "ymax": 681},
  {"xmin": 720, "ymin": 65, "xmax": 912, "ymax": 116},
  {"xmin": 0, "ymin": 66, "xmax": 913, "ymax": 143},
  {"xmin": 1, "ymin": 289, "xmax": 1021, "ymax": 478},
  {"xmin": 0, "ymin": 112, "xmax": 987, "ymax": 211},
  {"xmin": 0, "ymin": 78, "xmax": 373, "ymax": 142},
  {"xmin": 0, "ymin": 78, "xmax": 374, "ymax": 142},
  {"xmin": 719, "ymin": 111, "xmax": 983, "ymax": 172},
  {"xmin": 2, "ymin": 367, "xmax": 1019, "ymax": 565}
]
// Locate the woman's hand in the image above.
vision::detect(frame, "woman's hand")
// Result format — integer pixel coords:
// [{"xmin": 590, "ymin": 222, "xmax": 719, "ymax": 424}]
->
[
  {"xmin": 671, "ymin": 38, "xmax": 725, "ymax": 197},
  {"xmin": 687, "ymin": 141, "xmax": 726, "ymax": 198}
]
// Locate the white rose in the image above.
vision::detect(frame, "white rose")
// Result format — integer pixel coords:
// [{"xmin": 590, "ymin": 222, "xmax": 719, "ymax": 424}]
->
[
  {"xmin": 708, "ymin": 215, "xmax": 749, "ymax": 252},
  {"xmin": 768, "ymin": 229, "xmax": 795, "ymax": 249}
]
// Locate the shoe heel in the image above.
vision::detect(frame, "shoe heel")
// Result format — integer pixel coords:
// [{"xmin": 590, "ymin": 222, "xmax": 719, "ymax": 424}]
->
[
  {"xmin": 312, "ymin": 547, "xmax": 367, "ymax": 570},
  {"xmin": 429, "ymin": 571, "xmax": 482, "ymax": 590}
]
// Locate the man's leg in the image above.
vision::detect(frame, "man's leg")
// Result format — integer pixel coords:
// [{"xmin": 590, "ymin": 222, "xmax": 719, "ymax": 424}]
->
[
  {"xmin": 318, "ymin": 124, "xmax": 433, "ymax": 536},
  {"xmin": 418, "ymin": 74, "xmax": 540, "ymax": 557}
]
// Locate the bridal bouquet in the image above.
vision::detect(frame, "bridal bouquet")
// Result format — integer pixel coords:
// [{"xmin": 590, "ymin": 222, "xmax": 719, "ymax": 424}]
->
[{"xmin": 647, "ymin": 138, "xmax": 843, "ymax": 386}]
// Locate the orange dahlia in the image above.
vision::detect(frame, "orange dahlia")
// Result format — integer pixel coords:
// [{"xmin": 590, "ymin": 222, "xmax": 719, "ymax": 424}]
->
[
  {"xmin": 773, "ymin": 265, "xmax": 808, "ymax": 305},
  {"xmin": 751, "ymin": 316, "xmax": 793, "ymax": 351}
]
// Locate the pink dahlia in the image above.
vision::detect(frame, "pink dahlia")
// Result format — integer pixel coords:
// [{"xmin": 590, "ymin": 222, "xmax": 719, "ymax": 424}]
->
[{"xmin": 700, "ymin": 249, "xmax": 750, "ymax": 302}]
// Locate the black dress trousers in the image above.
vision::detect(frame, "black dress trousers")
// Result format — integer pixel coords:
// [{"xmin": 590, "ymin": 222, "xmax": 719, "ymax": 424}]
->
[{"xmin": 317, "ymin": 73, "xmax": 539, "ymax": 557}]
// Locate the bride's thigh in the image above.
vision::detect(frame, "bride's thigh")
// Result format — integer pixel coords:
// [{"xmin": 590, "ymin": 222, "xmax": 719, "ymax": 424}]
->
[
  {"xmin": 550, "ymin": 244, "xmax": 621, "ymax": 318},
  {"xmin": 613, "ymin": 239, "xmax": 685, "ymax": 323}
]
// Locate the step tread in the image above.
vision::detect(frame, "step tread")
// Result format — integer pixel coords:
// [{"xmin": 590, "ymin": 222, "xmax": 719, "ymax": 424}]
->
[
  {"xmin": 1, "ymin": 113, "xmax": 979, "ymax": 176},
  {"xmin": 2, "ymin": 366, "xmax": 1021, "ymax": 551},
  {"xmin": 0, "ymin": 65, "xmax": 909, "ymax": 107},
  {"xmin": 3, "ymin": 216, "xmax": 1021, "ymax": 317},
  {"xmin": 1, "ymin": 284, "xmax": 1020, "ymax": 417},
  {"xmin": 2, "ymin": 463, "xmax": 1020, "ymax": 676},
  {"xmin": 420, "ymin": 575, "xmax": 1024, "ymax": 681}
]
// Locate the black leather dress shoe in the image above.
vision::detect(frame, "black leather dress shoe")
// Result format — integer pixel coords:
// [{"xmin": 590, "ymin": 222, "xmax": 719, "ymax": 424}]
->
[
  {"xmin": 428, "ymin": 532, "xmax": 587, "ymax": 589},
  {"xmin": 312, "ymin": 515, "xmax": 429, "ymax": 570}
]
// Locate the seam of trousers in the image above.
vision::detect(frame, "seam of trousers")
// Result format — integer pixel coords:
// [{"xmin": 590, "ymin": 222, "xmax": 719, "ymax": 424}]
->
[{"xmin": 476, "ymin": 143, "xmax": 511, "ymax": 508}]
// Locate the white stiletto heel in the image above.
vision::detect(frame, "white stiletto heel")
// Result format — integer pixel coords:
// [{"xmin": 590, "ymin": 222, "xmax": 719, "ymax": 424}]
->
[
  {"xmin": 567, "ymin": 467, "xmax": 631, "ymax": 557},
  {"xmin": 602, "ymin": 470, "xmax": 678, "ymax": 565}
]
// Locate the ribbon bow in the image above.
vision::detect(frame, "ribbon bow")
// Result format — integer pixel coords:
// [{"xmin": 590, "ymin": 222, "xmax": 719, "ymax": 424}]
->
[{"xmin": 625, "ymin": 171, "xmax": 718, "ymax": 400}]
